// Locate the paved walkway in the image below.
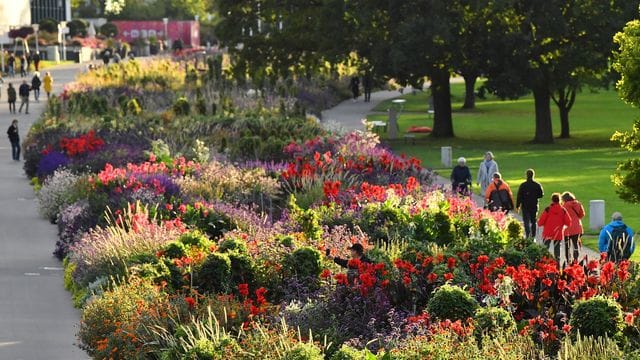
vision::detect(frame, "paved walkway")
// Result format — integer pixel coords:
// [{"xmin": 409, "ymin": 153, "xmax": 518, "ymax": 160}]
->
[
  {"xmin": 0, "ymin": 64, "xmax": 88, "ymax": 359},
  {"xmin": 322, "ymin": 86, "xmax": 599, "ymax": 262}
]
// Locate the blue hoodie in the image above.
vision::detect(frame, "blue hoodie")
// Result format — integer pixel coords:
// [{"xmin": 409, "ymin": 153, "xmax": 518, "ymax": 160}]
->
[{"xmin": 598, "ymin": 220, "xmax": 635, "ymax": 254}]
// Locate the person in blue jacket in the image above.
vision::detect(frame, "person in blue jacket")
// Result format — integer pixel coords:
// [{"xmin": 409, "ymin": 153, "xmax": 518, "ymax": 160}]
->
[{"xmin": 599, "ymin": 212, "xmax": 635, "ymax": 261}]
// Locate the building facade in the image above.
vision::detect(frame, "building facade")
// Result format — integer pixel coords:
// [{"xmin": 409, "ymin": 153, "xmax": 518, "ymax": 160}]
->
[{"xmin": 30, "ymin": 0, "xmax": 71, "ymax": 23}]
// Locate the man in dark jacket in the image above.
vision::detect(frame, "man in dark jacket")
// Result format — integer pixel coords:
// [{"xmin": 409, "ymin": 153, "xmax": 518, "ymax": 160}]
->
[
  {"xmin": 7, "ymin": 119, "xmax": 19, "ymax": 161},
  {"xmin": 18, "ymin": 80, "xmax": 30, "ymax": 114},
  {"xmin": 450, "ymin": 157, "xmax": 472, "ymax": 196},
  {"xmin": 7, "ymin": 83, "xmax": 16, "ymax": 114},
  {"xmin": 327, "ymin": 243, "xmax": 371, "ymax": 269},
  {"xmin": 516, "ymin": 169, "xmax": 544, "ymax": 239}
]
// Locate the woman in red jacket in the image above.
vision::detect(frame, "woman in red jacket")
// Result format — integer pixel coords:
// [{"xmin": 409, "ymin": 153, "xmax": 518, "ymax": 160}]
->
[
  {"xmin": 562, "ymin": 191, "xmax": 585, "ymax": 264},
  {"xmin": 538, "ymin": 193, "xmax": 572, "ymax": 263}
]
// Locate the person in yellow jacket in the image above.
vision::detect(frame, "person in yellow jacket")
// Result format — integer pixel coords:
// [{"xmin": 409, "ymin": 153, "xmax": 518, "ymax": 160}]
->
[{"xmin": 43, "ymin": 72, "xmax": 53, "ymax": 99}]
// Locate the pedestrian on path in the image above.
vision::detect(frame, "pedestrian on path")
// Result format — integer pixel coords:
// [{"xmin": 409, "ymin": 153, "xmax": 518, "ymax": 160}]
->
[
  {"xmin": 43, "ymin": 72, "xmax": 53, "ymax": 99},
  {"xmin": 363, "ymin": 71, "xmax": 372, "ymax": 103},
  {"xmin": 450, "ymin": 157, "xmax": 472, "ymax": 196},
  {"xmin": 31, "ymin": 72, "xmax": 41, "ymax": 102},
  {"xmin": 477, "ymin": 151, "xmax": 499, "ymax": 197},
  {"xmin": 599, "ymin": 212, "xmax": 635, "ymax": 262},
  {"xmin": 26, "ymin": 53, "xmax": 32, "ymax": 73},
  {"xmin": 33, "ymin": 52, "xmax": 41, "ymax": 71},
  {"xmin": 562, "ymin": 192, "xmax": 584, "ymax": 263},
  {"xmin": 7, "ymin": 53, "xmax": 15, "ymax": 77},
  {"xmin": 537, "ymin": 193, "xmax": 571, "ymax": 262},
  {"xmin": 350, "ymin": 75, "xmax": 360, "ymax": 102},
  {"xmin": 7, "ymin": 83, "xmax": 16, "ymax": 114},
  {"xmin": 18, "ymin": 80, "xmax": 30, "ymax": 114},
  {"xmin": 7, "ymin": 119, "xmax": 20, "ymax": 161},
  {"xmin": 19, "ymin": 55, "xmax": 26, "ymax": 77},
  {"xmin": 516, "ymin": 169, "xmax": 544, "ymax": 239},
  {"xmin": 485, "ymin": 172, "xmax": 514, "ymax": 213}
]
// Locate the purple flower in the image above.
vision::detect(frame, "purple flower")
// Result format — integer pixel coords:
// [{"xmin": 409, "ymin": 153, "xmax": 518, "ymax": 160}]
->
[{"xmin": 37, "ymin": 151, "xmax": 69, "ymax": 177}]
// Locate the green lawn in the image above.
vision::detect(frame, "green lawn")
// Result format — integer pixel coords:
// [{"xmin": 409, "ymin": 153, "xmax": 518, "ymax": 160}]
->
[{"xmin": 368, "ymin": 82, "xmax": 640, "ymax": 241}]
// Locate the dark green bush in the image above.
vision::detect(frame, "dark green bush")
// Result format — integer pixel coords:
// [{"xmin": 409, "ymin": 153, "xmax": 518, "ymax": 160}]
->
[
  {"xmin": 99, "ymin": 22, "xmax": 118, "ymax": 37},
  {"xmin": 196, "ymin": 253, "xmax": 231, "ymax": 293},
  {"xmin": 218, "ymin": 237, "xmax": 248, "ymax": 254},
  {"xmin": 569, "ymin": 296, "xmax": 623, "ymax": 339},
  {"xmin": 173, "ymin": 97, "xmax": 190, "ymax": 115},
  {"xmin": 473, "ymin": 306, "xmax": 515, "ymax": 341},
  {"xmin": 506, "ymin": 219, "xmax": 524, "ymax": 242},
  {"xmin": 228, "ymin": 252, "xmax": 256, "ymax": 287},
  {"xmin": 426, "ymin": 284, "xmax": 478, "ymax": 321},
  {"xmin": 283, "ymin": 247, "xmax": 322, "ymax": 279},
  {"xmin": 163, "ymin": 241, "xmax": 188, "ymax": 259}
]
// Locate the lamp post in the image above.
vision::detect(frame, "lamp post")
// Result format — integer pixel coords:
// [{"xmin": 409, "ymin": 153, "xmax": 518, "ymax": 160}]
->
[
  {"xmin": 32, "ymin": 24, "xmax": 39, "ymax": 54},
  {"xmin": 162, "ymin": 18, "xmax": 169, "ymax": 51}
]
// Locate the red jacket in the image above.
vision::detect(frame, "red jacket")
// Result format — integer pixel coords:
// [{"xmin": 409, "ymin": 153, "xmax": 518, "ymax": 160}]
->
[
  {"xmin": 538, "ymin": 203, "xmax": 572, "ymax": 241},
  {"xmin": 562, "ymin": 200, "xmax": 584, "ymax": 237}
]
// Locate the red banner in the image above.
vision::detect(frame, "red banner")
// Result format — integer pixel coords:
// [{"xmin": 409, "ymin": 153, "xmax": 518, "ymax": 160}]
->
[{"xmin": 111, "ymin": 20, "xmax": 200, "ymax": 47}]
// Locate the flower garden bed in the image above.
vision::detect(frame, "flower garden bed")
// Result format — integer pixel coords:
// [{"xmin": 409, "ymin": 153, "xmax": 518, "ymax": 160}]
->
[{"xmin": 28, "ymin": 59, "xmax": 640, "ymax": 359}]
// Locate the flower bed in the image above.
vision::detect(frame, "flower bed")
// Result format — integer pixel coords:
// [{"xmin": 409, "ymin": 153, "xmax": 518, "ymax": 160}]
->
[{"xmin": 28, "ymin": 58, "xmax": 640, "ymax": 359}]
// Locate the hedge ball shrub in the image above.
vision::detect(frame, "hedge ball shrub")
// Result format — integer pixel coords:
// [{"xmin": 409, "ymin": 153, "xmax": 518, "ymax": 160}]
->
[
  {"xmin": 179, "ymin": 230, "xmax": 212, "ymax": 250},
  {"xmin": 427, "ymin": 284, "xmax": 478, "ymax": 321},
  {"xmin": 218, "ymin": 237, "xmax": 248, "ymax": 254},
  {"xmin": 473, "ymin": 306, "xmax": 515, "ymax": 341},
  {"xmin": 196, "ymin": 253, "xmax": 231, "ymax": 293},
  {"xmin": 283, "ymin": 247, "xmax": 322, "ymax": 279},
  {"xmin": 283, "ymin": 343, "xmax": 323, "ymax": 360},
  {"xmin": 163, "ymin": 241, "xmax": 188, "ymax": 259},
  {"xmin": 330, "ymin": 344, "xmax": 376, "ymax": 360},
  {"xmin": 569, "ymin": 296, "xmax": 623, "ymax": 338}
]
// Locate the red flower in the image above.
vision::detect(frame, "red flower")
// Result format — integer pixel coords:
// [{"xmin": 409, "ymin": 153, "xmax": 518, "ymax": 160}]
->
[
  {"xmin": 320, "ymin": 269, "xmax": 331, "ymax": 279},
  {"xmin": 238, "ymin": 283, "xmax": 249, "ymax": 297},
  {"xmin": 427, "ymin": 272, "xmax": 438, "ymax": 283},
  {"xmin": 184, "ymin": 296, "xmax": 196, "ymax": 310},
  {"xmin": 562, "ymin": 324, "xmax": 572, "ymax": 334},
  {"xmin": 444, "ymin": 273, "xmax": 454, "ymax": 281},
  {"xmin": 477, "ymin": 255, "xmax": 489, "ymax": 265},
  {"xmin": 403, "ymin": 275, "xmax": 412, "ymax": 286},
  {"xmin": 334, "ymin": 273, "xmax": 349, "ymax": 285},
  {"xmin": 626, "ymin": 313, "xmax": 635, "ymax": 326},
  {"xmin": 447, "ymin": 257, "xmax": 456, "ymax": 270}
]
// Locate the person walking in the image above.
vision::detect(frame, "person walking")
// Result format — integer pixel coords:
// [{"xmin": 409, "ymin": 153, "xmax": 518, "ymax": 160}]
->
[
  {"xmin": 31, "ymin": 72, "xmax": 41, "ymax": 102},
  {"xmin": 485, "ymin": 172, "xmax": 514, "ymax": 212},
  {"xmin": 19, "ymin": 55, "xmax": 26, "ymax": 77},
  {"xmin": 450, "ymin": 157, "xmax": 472, "ymax": 196},
  {"xmin": 599, "ymin": 212, "xmax": 635, "ymax": 262},
  {"xmin": 26, "ymin": 53, "xmax": 32, "ymax": 73},
  {"xmin": 7, "ymin": 119, "xmax": 20, "ymax": 161},
  {"xmin": 537, "ymin": 193, "xmax": 571, "ymax": 262},
  {"xmin": 18, "ymin": 80, "xmax": 30, "ymax": 114},
  {"xmin": 516, "ymin": 169, "xmax": 544, "ymax": 239},
  {"xmin": 33, "ymin": 52, "xmax": 41, "ymax": 71},
  {"xmin": 477, "ymin": 151, "xmax": 499, "ymax": 197},
  {"xmin": 43, "ymin": 72, "xmax": 53, "ymax": 99},
  {"xmin": 363, "ymin": 70, "xmax": 373, "ymax": 103},
  {"xmin": 7, "ymin": 83, "xmax": 16, "ymax": 114},
  {"xmin": 7, "ymin": 53, "xmax": 15, "ymax": 77},
  {"xmin": 562, "ymin": 192, "xmax": 585, "ymax": 263},
  {"xmin": 350, "ymin": 75, "xmax": 360, "ymax": 102}
]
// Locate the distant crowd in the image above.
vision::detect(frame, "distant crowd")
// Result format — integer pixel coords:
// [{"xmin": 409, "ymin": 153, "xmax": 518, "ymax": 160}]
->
[{"xmin": 450, "ymin": 151, "xmax": 635, "ymax": 266}]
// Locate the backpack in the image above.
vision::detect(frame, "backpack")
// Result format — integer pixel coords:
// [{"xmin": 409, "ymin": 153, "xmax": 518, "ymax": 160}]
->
[
  {"xmin": 607, "ymin": 225, "xmax": 632, "ymax": 262},
  {"xmin": 489, "ymin": 181, "xmax": 513, "ymax": 211}
]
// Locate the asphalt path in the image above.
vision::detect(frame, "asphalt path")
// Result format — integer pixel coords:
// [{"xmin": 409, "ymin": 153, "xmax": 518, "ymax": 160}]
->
[{"xmin": 0, "ymin": 64, "xmax": 88, "ymax": 359}]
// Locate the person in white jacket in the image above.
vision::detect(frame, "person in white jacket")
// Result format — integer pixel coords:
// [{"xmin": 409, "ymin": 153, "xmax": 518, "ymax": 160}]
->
[{"xmin": 477, "ymin": 151, "xmax": 499, "ymax": 197}]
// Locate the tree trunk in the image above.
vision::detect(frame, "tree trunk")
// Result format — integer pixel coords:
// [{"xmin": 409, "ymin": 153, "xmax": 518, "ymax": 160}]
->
[
  {"xmin": 559, "ymin": 107, "xmax": 570, "ymax": 139},
  {"xmin": 430, "ymin": 69, "xmax": 454, "ymax": 138},
  {"xmin": 462, "ymin": 74, "xmax": 477, "ymax": 109},
  {"xmin": 552, "ymin": 85, "xmax": 576, "ymax": 139},
  {"xmin": 532, "ymin": 84, "xmax": 554, "ymax": 144}
]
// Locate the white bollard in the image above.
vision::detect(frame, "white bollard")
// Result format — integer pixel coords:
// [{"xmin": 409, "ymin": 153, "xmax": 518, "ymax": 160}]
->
[
  {"xmin": 441, "ymin": 146, "xmax": 452, "ymax": 168},
  {"xmin": 589, "ymin": 200, "xmax": 605, "ymax": 230}
]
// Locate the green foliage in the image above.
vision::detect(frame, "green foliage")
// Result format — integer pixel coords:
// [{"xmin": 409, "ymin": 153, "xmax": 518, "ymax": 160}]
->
[
  {"xmin": 173, "ymin": 97, "xmax": 191, "ymax": 115},
  {"xmin": 125, "ymin": 98, "xmax": 142, "ymax": 115},
  {"xmin": 38, "ymin": 18, "xmax": 58, "ymax": 33},
  {"xmin": 283, "ymin": 342, "xmax": 323, "ymax": 360},
  {"xmin": 614, "ymin": 20, "xmax": 640, "ymax": 108},
  {"xmin": 506, "ymin": 219, "xmax": 524, "ymax": 242},
  {"xmin": 426, "ymin": 284, "xmax": 478, "ymax": 321},
  {"xmin": 283, "ymin": 247, "xmax": 322, "ymax": 279},
  {"xmin": 330, "ymin": 345, "xmax": 377, "ymax": 360},
  {"xmin": 569, "ymin": 296, "xmax": 624, "ymax": 339},
  {"xmin": 473, "ymin": 307, "xmax": 516, "ymax": 341},
  {"xmin": 163, "ymin": 241, "xmax": 188, "ymax": 259},
  {"xmin": 557, "ymin": 333, "xmax": 623, "ymax": 360},
  {"xmin": 179, "ymin": 230, "xmax": 212, "ymax": 249},
  {"xmin": 218, "ymin": 237, "xmax": 248, "ymax": 254},
  {"xmin": 196, "ymin": 253, "xmax": 232, "ymax": 294},
  {"xmin": 228, "ymin": 252, "xmax": 256, "ymax": 287},
  {"xmin": 99, "ymin": 22, "xmax": 118, "ymax": 37}
]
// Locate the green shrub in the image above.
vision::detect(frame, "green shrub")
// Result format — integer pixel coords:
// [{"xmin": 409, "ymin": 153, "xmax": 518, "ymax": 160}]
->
[
  {"xmin": 173, "ymin": 97, "xmax": 191, "ymax": 115},
  {"xmin": 506, "ymin": 219, "xmax": 524, "ymax": 242},
  {"xmin": 163, "ymin": 241, "xmax": 188, "ymax": 259},
  {"xmin": 432, "ymin": 210, "xmax": 455, "ymax": 246},
  {"xmin": 570, "ymin": 296, "xmax": 624, "ymax": 339},
  {"xmin": 427, "ymin": 284, "xmax": 478, "ymax": 321},
  {"xmin": 330, "ymin": 345, "xmax": 376, "ymax": 360},
  {"xmin": 283, "ymin": 247, "xmax": 322, "ymax": 279},
  {"xmin": 228, "ymin": 252, "xmax": 256, "ymax": 287},
  {"xmin": 283, "ymin": 343, "xmax": 323, "ymax": 360},
  {"xmin": 179, "ymin": 230, "xmax": 212, "ymax": 249},
  {"xmin": 473, "ymin": 306, "xmax": 515, "ymax": 341},
  {"xmin": 196, "ymin": 253, "xmax": 232, "ymax": 293},
  {"xmin": 218, "ymin": 237, "xmax": 248, "ymax": 254}
]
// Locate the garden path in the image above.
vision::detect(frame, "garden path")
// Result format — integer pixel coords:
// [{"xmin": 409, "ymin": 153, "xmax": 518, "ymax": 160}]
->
[
  {"xmin": 0, "ymin": 64, "xmax": 88, "ymax": 359},
  {"xmin": 322, "ymin": 85, "xmax": 600, "ymax": 262}
]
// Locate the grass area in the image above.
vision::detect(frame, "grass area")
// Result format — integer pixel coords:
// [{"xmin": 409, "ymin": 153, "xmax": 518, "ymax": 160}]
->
[
  {"xmin": 39, "ymin": 60, "xmax": 76, "ymax": 69},
  {"xmin": 368, "ymin": 82, "xmax": 640, "ymax": 249}
]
